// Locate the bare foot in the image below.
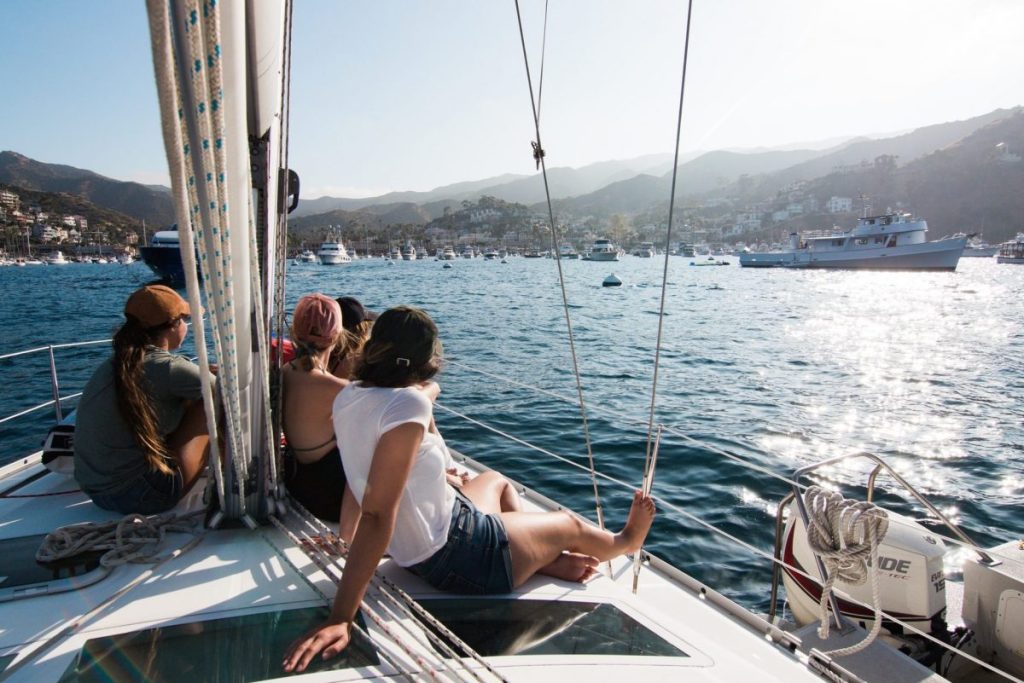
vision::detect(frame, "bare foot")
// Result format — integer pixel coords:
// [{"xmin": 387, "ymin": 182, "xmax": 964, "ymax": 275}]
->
[
  {"xmin": 618, "ymin": 490, "xmax": 656, "ymax": 554},
  {"xmin": 538, "ymin": 552, "xmax": 600, "ymax": 583}
]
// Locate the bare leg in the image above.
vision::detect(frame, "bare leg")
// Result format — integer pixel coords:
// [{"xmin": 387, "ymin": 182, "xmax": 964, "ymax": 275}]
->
[
  {"xmin": 167, "ymin": 399, "xmax": 211, "ymax": 493},
  {"xmin": 537, "ymin": 552, "xmax": 600, "ymax": 583},
  {"xmin": 500, "ymin": 491, "xmax": 655, "ymax": 588},
  {"xmin": 459, "ymin": 471, "xmax": 522, "ymax": 514}
]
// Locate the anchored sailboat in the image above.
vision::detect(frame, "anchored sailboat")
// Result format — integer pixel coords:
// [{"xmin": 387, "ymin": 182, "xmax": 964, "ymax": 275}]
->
[{"xmin": 0, "ymin": 2, "xmax": 1021, "ymax": 682}]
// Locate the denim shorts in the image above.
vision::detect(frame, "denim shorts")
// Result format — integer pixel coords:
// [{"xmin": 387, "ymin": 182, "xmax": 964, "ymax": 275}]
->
[
  {"xmin": 89, "ymin": 466, "xmax": 183, "ymax": 515},
  {"xmin": 407, "ymin": 491, "xmax": 514, "ymax": 594}
]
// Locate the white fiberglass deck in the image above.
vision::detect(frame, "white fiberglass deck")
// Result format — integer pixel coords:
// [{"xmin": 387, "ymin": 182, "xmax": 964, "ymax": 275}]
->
[{"xmin": 0, "ymin": 451, "xmax": 859, "ymax": 682}]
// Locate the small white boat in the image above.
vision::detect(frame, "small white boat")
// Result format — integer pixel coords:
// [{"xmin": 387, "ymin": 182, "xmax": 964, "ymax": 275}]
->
[
  {"xmin": 117, "ymin": 253, "xmax": 135, "ymax": 265},
  {"xmin": 632, "ymin": 242, "xmax": 655, "ymax": 258},
  {"xmin": 318, "ymin": 236, "xmax": 352, "ymax": 265},
  {"xmin": 460, "ymin": 245, "xmax": 476, "ymax": 259},
  {"xmin": 997, "ymin": 232, "xmax": 1024, "ymax": 264},
  {"xmin": 558, "ymin": 244, "xmax": 579, "ymax": 259},
  {"xmin": 45, "ymin": 250, "xmax": 68, "ymax": 265},
  {"xmin": 296, "ymin": 249, "xmax": 317, "ymax": 263},
  {"xmin": 961, "ymin": 235, "xmax": 998, "ymax": 257},
  {"xmin": 438, "ymin": 246, "xmax": 456, "ymax": 261},
  {"xmin": 483, "ymin": 250, "xmax": 499, "ymax": 260},
  {"xmin": 400, "ymin": 243, "xmax": 417, "ymax": 261},
  {"xmin": 739, "ymin": 211, "xmax": 966, "ymax": 270},
  {"xmin": 588, "ymin": 238, "xmax": 620, "ymax": 262}
]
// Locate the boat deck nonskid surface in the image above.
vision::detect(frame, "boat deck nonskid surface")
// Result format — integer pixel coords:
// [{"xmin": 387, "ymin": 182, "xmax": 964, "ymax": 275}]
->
[{"xmin": 0, "ymin": 455, "xmax": 860, "ymax": 681}]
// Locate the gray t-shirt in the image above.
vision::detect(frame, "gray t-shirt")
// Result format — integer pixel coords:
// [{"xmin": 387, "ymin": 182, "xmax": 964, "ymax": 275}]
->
[{"xmin": 73, "ymin": 347, "xmax": 204, "ymax": 496}]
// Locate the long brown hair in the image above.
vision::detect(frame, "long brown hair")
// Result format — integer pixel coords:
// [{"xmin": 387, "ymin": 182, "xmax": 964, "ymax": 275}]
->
[{"xmin": 112, "ymin": 316, "xmax": 178, "ymax": 474}]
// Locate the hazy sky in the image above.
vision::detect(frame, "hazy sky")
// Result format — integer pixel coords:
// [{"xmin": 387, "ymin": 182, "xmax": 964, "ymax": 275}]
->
[{"xmin": 1, "ymin": 1, "xmax": 1022, "ymax": 198}]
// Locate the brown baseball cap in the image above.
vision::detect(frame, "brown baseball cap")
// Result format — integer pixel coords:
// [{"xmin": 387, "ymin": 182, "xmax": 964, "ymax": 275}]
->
[{"xmin": 124, "ymin": 285, "xmax": 192, "ymax": 329}]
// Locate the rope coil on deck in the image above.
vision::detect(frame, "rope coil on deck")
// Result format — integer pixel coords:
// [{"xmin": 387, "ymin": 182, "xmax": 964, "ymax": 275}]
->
[
  {"xmin": 35, "ymin": 510, "xmax": 205, "ymax": 569},
  {"xmin": 803, "ymin": 485, "xmax": 888, "ymax": 657}
]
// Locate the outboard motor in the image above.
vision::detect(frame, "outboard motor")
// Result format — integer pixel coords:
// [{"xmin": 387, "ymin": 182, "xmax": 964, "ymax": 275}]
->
[{"xmin": 780, "ymin": 500, "xmax": 948, "ymax": 637}]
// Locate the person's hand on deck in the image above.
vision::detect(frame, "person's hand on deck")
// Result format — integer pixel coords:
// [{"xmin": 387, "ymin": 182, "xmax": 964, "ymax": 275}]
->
[{"xmin": 282, "ymin": 620, "xmax": 352, "ymax": 672}]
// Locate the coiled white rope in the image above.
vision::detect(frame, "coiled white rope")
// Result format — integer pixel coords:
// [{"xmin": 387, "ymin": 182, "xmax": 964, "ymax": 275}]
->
[
  {"xmin": 803, "ymin": 485, "xmax": 889, "ymax": 656},
  {"xmin": 36, "ymin": 510, "xmax": 205, "ymax": 569}
]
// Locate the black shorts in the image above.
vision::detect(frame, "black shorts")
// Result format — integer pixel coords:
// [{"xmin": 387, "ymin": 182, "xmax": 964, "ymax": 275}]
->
[{"xmin": 284, "ymin": 446, "xmax": 346, "ymax": 522}]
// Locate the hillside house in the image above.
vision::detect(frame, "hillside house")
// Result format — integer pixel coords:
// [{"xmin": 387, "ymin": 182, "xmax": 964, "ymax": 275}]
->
[{"xmin": 827, "ymin": 196, "xmax": 852, "ymax": 213}]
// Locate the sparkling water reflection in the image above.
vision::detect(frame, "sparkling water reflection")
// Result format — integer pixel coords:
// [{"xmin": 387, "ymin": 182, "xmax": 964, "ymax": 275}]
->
[{"xmin": 0, "ymin": 256, "xmax": 1020, "ymax": 609}]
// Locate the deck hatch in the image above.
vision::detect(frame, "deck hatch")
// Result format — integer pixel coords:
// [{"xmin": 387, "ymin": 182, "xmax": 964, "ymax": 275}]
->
[
  {"xmin": 57, "ymin": 608, "xmax": 378, "ymax": 682},
  {"xmin": 0, "ymin": 534, "xmax": 108, "ymax": 601},
  {"xmin": 419, "ymin": 598, "xmax": 688, "ymax": 658}
]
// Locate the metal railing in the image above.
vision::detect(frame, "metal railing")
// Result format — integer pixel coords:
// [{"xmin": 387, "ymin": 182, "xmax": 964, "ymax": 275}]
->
[{"xmin": 0, "ymin": 338, "xmax": 110, "ymax": 427}]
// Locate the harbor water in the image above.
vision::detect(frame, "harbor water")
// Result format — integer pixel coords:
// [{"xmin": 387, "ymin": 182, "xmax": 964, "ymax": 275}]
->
[{"xmin": 0, "ymin": 256, "xmax": 1021, "ymax": 611}]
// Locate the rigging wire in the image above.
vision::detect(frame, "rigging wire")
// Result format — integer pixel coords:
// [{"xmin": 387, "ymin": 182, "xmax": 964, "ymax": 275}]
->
[
  {"xmin": 512, "ymin": 0, "xmax": 609, "ymax": 535},
  {"xmin": 642, "ymin": 0, "xmax": 696, "ymax": 511}
]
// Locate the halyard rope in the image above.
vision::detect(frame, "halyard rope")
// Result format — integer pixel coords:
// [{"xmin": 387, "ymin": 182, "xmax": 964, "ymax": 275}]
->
[
  {"xmin": 803, "ymin": 486, "xmax": 889, "ymax": 657},
  {"xmin": 512, "ymin": 0, "xmax": 609, "ymax": 542},
  {"xmin": 147, "ymin": 0, "xmax": 228, "ymax": 507}
]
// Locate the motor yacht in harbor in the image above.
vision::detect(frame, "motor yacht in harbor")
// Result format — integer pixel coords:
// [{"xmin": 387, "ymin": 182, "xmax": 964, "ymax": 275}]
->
[
  {"xmin": 400, "ymin": 243, "xmax": 417, "ymax": 261},
  {"xmin": 558, "ymin": 244, "xmax": 580, "ymax": 259},
  {"xmin": 317, "ymin": 235, "xmax": 352, "ymax": 264},
  {"xmin": 997, "ymin": 233, "xmax": 1024, "ymax": 264},
  {"xmin": 460, "ymin": 245, "xmax": 476, "ymax": 259},
  {"xmin": 739, "ymin": 211, "xmax": 966, "ymax": 270},
  {"xmin": 588, "ymin": 238, "xmax": 620, "ymax": 261},
  {"xmin": 961, "ymin": 235, "xmax": 998, "ymax": 257},
  {"xmin": 438, "ymin": 245, "xmax": 456, "ymax": 260},
  {"xmin": 140, "ymin": 228, "xmax": 196, "ymax": 284},
  {"xmin": 45, "ymin": 250, "xmax": 68, "ymax": 265},
  {"xmin": 295, "ymin": 249, "xmax": 317, "ymax": 263},
  {"xmin": 632, "ymin": 242, "xmax": 655, "ymax": 258}
]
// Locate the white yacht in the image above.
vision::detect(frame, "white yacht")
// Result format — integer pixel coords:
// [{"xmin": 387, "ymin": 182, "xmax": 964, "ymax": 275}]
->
[
  {"xmin": 117, "ymin": 253, "xmax": 135, "ymax": 265},
  {"xmin": 632, "ymin": 242, "xmax": 655, "ymax": 258},
  {"xmin": 439, "ymin": 246, "xmax": 457, "ymax": 261},
  {"xmin": 588, "ymin": 238, "xmax": 620, "ymax": 262},
  {"xmin": 460, "ymin": 245, "xmax": 476, "ymax": 259},
  {"xmin": 45, "ymin": 250, "xmax": 68, "ymax": 265},
  {"xmin": 400, "ymin": 243, "xmax": 417, "ymax": 261},
  {"xmin": 295, "ymin": 249, "xmax": 317, "ymax": 263},
  {"xmin": 317, "ymin": 236, "xmax": 352, "ymax": 265},
  {"xmin": 739, "ymin": 212, "xmax": 966, "ymax": 270},
  {"xmin": 558, "ymin": 244, "xmax": 579, "ymax": 259},
  {"xmin": 997, "ymin": 232, "xmax": 1024, "ymax": 264},
  {"xmin": 961, "ymin": 235, "xmax": 998, "ymax": 257}
]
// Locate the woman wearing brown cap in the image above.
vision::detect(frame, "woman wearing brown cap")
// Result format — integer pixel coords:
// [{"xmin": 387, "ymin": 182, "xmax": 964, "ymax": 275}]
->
[
  {"xmin": 73, "ymin": 284, "xmax": 212, "ymax": 514},
  {"xmin": 281, "ymin": 294, "xmax": 355, "ymax": 523}
]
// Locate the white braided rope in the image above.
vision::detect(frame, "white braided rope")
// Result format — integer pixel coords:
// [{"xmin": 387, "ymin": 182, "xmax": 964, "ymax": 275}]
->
[
  {"xmin": 803, "ymin": 485, "xmax": 889, "ymax": 657},
  {"xmin": 36, "ymin": 510, "xmax": 205, "ymax": 569},
  {"xmin": 146, "ymin": 0, "xmax": 227, "ymax": 506},
  {"xmin": 174, "ymin": 0, "xmax": 250, "ymax": 494}
]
